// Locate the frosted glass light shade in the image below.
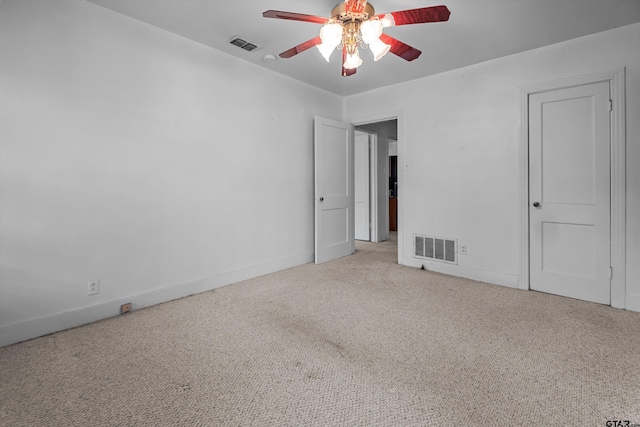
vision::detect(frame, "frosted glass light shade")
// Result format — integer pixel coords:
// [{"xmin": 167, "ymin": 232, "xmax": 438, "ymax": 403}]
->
[
  {"xmin": 317, "ymin": 22, "xmax": 343, "ymax": 61},
  {"xmin": 368, "ymin": 38, "xmax": 391, "ymax": 61},
  {"xmin": 320, "ymin": 22, "xmax": 343, "ymax": 44},
  {"xmin": 343, "ymin": 51, "xmax": 363, "ymax": 69},
  {"xmin": 360, "ymin": 20, "xmax": 382, "ymax": 44},
  {"xmin": 379, "ymin": 13, "xmax": 395, "ymax": 27},
  {"xmin": 317, "ymin": 42, "xmax": 337, "ymax": 61}
]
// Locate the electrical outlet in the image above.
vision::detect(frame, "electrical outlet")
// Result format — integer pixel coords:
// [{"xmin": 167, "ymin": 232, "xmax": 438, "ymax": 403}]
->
[
  {"xmin": 460, "ymin": 245, "xmax": 468, "ymax": 255},
  {"xmin": 87, "ymin": 280, "xmax": 99, "ymax": 296}
]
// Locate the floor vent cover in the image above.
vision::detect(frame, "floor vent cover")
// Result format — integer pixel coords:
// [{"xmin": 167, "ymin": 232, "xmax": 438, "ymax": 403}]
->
[{"xmin": 414, "ymin": 234, "xmax": 457, "ymax": 264}]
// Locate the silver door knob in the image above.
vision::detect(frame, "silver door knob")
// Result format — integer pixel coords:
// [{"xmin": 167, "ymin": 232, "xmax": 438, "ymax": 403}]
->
[{"xmin": 532, "ymin": 202, "xmax": 540, "ymax": 208}]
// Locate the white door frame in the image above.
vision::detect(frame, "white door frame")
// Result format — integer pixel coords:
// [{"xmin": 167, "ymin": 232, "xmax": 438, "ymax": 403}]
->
[
  {"xmin": 351, "ymin": 110, "xmax": 404, "ymax": 265},
  {"xmin": 369, "ymin": 132, "xmax": 378, "ymax": 242},
  {"xmin": 369, "ymin": 130, "xmax": 385, "ymax": 243},
  {"xmin": 354, "ymin": 130, "xmax": 371, "ymax": 241},
  {"xmin": 519, "ymin": 68, "xmax": 626, "ymax": 308},
  {"xmin": 368, "ymin": 131, "xmax": 379, "ymax": 243}
]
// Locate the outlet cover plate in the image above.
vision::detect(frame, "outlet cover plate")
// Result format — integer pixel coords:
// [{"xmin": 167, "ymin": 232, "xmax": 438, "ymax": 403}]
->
[{"xmin": 87, "ymin": 280, "xmax": 100, "ymax": 296}]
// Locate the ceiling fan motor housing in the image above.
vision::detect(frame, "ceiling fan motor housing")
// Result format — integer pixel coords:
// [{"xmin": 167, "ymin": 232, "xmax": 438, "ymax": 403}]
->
[{"xmin": 331, "ymin": 2, "xmax": 375, "ymax": 22}]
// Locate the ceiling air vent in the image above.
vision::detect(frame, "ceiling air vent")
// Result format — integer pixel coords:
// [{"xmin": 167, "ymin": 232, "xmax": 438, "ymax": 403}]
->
[
  {"xmin": 230, "ymin": 36, "xmax": 261, "ymax": 52},
  {"xmin": 414, "ymin": 234, "xmax": 457, "ymax": 264}
]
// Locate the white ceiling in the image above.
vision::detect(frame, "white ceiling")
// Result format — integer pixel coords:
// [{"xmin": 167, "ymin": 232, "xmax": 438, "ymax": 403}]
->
[{"xmin": 86, "ymin": 0, "xmax": 640, "ymax": 96}]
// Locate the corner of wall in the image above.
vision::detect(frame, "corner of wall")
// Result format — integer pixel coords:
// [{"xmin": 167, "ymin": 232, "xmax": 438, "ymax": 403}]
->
[{"xmin": 625, "ymin": 294, "xmax": 640, "ymax": 312}]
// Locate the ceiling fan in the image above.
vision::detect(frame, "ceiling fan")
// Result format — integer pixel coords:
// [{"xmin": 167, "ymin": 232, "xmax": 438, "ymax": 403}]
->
[{"xmin": 263, "ymin": 0, "xmax": 450, "ymax": 77}]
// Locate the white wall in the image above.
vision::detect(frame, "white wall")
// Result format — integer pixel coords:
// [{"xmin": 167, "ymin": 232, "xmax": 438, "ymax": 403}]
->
[
  {"xmin": 345, "ymin": 23, "xmax": 640, "ymax": 309},
  {"xmin": 0, "ymin": 0, "xmax": 342, "ymax": 346}
]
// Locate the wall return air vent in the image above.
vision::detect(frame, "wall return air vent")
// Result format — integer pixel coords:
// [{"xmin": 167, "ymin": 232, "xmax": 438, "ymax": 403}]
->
[
  {"xmin": 414, "ymin": 234, "xmax": 457, "ymax": 264},
  {"xmin": 230, "ymin": 36, "xmax": 261, "ymax": 52}
]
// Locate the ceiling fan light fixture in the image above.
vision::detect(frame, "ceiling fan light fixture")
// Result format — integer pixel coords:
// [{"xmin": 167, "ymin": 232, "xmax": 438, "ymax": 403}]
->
[
  {"xmin": 263, "ymin": 3, "xmax": 451, "ymax": 76},
  {"xmin": 368, "ymin": 38, "xmax": 391, "ymax": 61},
  {"xmin": 343, "ymin": 50, "xmax": 363, "ymax": 69},
  {"xmin": 317, "ymin": 22, "xmax": 343, "ymax": 61},
  {"xmin": 359, "ymin": 19, "xmax": 382, "ymax": 44},
  {"xmin": 360, "ymin": 18, "xmax": 389, "ymax": 61},
  {"xmin": 317, "ymin": 42, "xmax": 337, "ymax": 62},
  {"xmin": 379, "ymin": 13, "xmax": 395, "ymax": 28}
]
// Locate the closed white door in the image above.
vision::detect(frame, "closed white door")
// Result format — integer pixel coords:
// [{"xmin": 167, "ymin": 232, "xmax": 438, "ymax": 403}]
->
[
  {"xmin": 529, "ymin": 81, "xmax": 611, "ymax": 304},
  {"xmin": 354, "ymin": 131, "xmax": 370, "ymax": 241},
  {"xmin": 314, "ymin": 116, "xmax": 355, "ymax": 264}
]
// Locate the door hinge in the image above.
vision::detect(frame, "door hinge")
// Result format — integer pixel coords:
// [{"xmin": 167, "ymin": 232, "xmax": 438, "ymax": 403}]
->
[
  {"xmin": 610, "ymin": 266, "xmax": 613, "ymax": 279},
  {"xmin": 608, "ymin": 99, "xmax": 613, "ymax": 112}
]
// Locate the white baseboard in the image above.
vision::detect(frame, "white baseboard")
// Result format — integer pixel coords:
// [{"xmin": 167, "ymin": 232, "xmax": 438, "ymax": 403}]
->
[
  {"xmin": 0, "ymin": 252, "xmax": 314, "ymax": 348},
  {"xmin": 625, "ymin": 294, "xmax": 640, "ymax": 312},
  {"xmin": 405, "ymin": 259, "xmax": 639, "ymax": 312},
  {"xmin": 405, "ymin": 258, "xmax": 520, "ymax": 289}
]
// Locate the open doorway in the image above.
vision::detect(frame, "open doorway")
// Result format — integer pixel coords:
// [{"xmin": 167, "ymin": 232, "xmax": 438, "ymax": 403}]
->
[
  {"xmin": 389, "ymin": 138, "xmax": 398, "ymax": 232},
  {"xmin": 353, "ymin": 119, "xmax": 398, "ymax": 256}
]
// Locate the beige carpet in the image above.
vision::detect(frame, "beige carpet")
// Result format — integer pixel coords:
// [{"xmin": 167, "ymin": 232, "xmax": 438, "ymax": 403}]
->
[{"xmin": 1, "ymin": 237, "xmax": 639, "ymax": 426}]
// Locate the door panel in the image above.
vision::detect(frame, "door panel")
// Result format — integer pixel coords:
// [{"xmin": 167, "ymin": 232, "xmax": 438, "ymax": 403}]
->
[
  {"xmin": 542, "ymin": 222, "xmax": 595, "ymax": 278},
  {"xmin": 529, "ymin": 81, "xmax": 610, "ymax": 304},
  {"xmin": 355, "ymin": 131, "xmax": 370, "ymax": 241},
  {"xmin": 541, "ymin": 97, "xmax": 597, "ymax": 204},
  {"xmin": 314, "ymin": 116, "xmax": 355, "ymax": 264}
]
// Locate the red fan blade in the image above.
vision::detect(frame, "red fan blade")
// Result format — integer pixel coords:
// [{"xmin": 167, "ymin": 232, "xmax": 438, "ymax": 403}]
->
[
  {"xmin": 279, "ymin": 36, "xmax": 322, "ymax": 59},
  {"xmin": 263, "ymin": 10, "xmax": 328, "ymax": 24},
  {"xmin": 378, "ymin": 5, "xmax": 450, "ymax": 26},
  {"xmin": 345, "ymin": 0, "xmax": 368, "ymax": 14},
  {"xmin": 379, "ymin": 34, "xmax": 422, "ymax": 61},
  {"xmin": 342, "ymin": 47, "xmax": 357, "ymax": 77}
]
